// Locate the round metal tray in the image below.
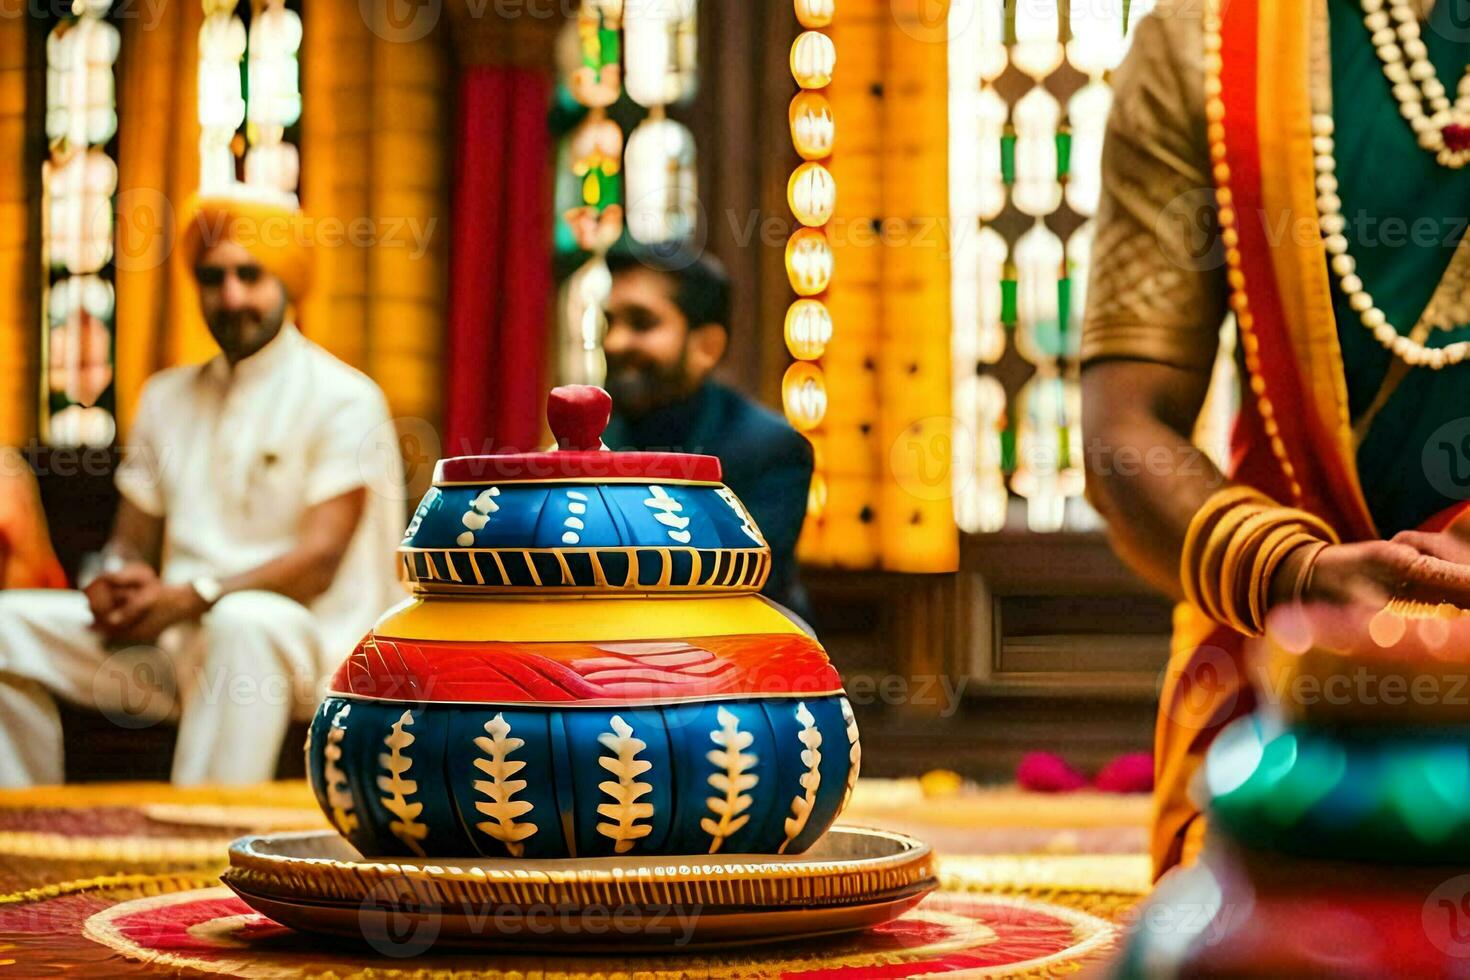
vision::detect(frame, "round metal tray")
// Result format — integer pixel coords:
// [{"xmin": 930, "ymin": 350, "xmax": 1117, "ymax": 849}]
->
[{"xmin": 222, "ymin": 824, "xmax": 938, "ymax": 951}]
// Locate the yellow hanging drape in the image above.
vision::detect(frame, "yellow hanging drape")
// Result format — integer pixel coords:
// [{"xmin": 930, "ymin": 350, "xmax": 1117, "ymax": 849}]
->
[
  {"xmin": 113, "ymin": 0, "xmax": 204, "ymax": 434},
  {"xmin": 301, "ymin": 2, "xmax": 449, "ymax": 449},
  {"xmin": 880, "ymin": 0, "xmax": 955, "ymax": 572},
  {"xmin": 0, "ymin": 15, "xmax": 36, "ymax": 446}
]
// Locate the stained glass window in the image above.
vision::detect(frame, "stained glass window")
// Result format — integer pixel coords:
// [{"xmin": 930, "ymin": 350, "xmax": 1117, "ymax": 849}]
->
[
  {"xmin": 42, "ymin": 0, "xmax": 120, "ymax": 447},
  {"xmin": 245, "ymin": 0, "xmax": 303, "ymax": 194},
  {"xmin": 198, "ymin": 0, "xmax": 247, "ymax": 192},
  {"xmin": 948, "ymin": 0, "xmax": 1232, "ymax": 534},
  {"xmin": 554, "ymin": 0, "xmax": 701, "ymax": 387},
  {"xmin": 199, "ymin": 0, "xmax": 302, "ymax": 194}
]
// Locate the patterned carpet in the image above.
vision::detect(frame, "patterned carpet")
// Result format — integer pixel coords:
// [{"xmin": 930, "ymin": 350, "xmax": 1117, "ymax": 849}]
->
[{"xmin": 0, "ymin": 779, "xmax": 1150, "ymax": 977}]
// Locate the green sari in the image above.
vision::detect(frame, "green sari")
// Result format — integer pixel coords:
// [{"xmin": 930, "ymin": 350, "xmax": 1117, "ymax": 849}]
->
[{"xmin": 1330, "ymin": 0, "xmax": 1470, "ymax": 535}]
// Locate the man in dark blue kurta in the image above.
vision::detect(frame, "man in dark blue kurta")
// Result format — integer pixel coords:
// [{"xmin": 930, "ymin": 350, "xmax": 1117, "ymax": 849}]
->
[{"xmin": 600, "ymin": 247, "xmax": 814, "ymax": 621}]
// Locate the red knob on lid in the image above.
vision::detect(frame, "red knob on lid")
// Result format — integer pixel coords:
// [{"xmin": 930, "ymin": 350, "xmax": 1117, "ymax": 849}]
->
[{"xmin": 547, "ymin": 385, "xmax": 613, "ymax": 451}]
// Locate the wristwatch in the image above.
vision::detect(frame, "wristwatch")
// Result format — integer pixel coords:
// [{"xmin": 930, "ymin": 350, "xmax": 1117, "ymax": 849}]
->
[{"xmin": 190, "ymin": 576, "xmax": 224, "ymax": 609}]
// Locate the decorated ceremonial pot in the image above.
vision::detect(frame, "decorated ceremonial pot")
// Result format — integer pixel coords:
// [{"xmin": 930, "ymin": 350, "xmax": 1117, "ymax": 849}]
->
[{"xmin": 306, "ymin": 386, "xmax": 859, "ymax": 860}]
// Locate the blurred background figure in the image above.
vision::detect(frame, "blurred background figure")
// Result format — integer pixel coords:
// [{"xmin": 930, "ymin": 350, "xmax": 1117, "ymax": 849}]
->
[
  {"xmin": 0, "ymin": 189, "xmax": 404, "ymax": 787},
  {"xmin": 601, "ymin": 245, "xmax": 814, "ymax": 622},
  {"xmin": 0, "ymin": 447, "xmax": 66, "ymax": 591}
]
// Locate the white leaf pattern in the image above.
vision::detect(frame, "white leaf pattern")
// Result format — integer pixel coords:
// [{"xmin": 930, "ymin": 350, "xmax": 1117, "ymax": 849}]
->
[
  {"xmin": 715, "ymin": 487, "xmax": 766, "ymax": 545},
  {"xmin": 472, "ymin": 713, "xmax": 538, "ymax": 857},
  {"xmin": 323, "ymin": 703, "xmax": 357, "ymax": 836},
  {"xmin": 643, "ymin": 485, "xmax": 693, "ymax": 544},
  {"xmin": 456, "ymin": 487, "xmax": 501, "ymax": 547},
  {"xmin": 377, "ymin": 709, "xmax": 428, "ymax": 856},
  {"xmin": 839, "ymin": 696, "xmax": 861, "ymax": 814},
  {"xmin": 595, "ymin": 714, "xmax": 655, "ymax": 854},
  {"xmin": 779, "ymin": 702, "xmax": 822, "ymax": 854},
  {"xmin": 562, "ymin": 491, "xmax": 588, "ymax": 545},
  {"xmin": 700, "ymin": 706, "xmax": 758, "ymax": 853}
]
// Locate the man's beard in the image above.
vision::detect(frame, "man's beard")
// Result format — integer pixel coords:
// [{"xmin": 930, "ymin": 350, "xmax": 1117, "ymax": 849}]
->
[
  {"xmin": 207, "ymin": 304, "xmax": 284, "ymax": 362},
  {"xmin": 603, "ymin": 353, "xmax": 690, "ymax": 420}
]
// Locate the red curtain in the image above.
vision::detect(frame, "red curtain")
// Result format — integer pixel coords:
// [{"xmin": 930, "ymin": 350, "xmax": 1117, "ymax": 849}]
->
[{"xmin": 444, "ymin": 67, "xmax": 553, "ymax": 455}]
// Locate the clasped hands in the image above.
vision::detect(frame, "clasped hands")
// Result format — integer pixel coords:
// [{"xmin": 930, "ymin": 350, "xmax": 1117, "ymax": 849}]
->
[
  {"xmin": 1280, "ymin": 524, "xmax": 1470, "ymax": 612},
  {"xmin": 84, "ymin": 563, "xmax": 208, "ymax": 647}
]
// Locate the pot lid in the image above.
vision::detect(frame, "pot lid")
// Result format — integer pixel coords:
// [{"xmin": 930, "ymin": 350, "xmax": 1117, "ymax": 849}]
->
[
  {"xmin": 433, "ymin": 386, "xmax": 723, "ymax": 485},
  {"xmin": 401, "ymin": 386, "xmax": 771, "ymax": 595}
]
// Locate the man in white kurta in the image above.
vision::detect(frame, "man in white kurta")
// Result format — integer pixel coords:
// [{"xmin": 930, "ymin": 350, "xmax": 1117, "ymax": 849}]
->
[{"xmin": 0, "ymin": 191, "xmax": 405, "ymax": 785}]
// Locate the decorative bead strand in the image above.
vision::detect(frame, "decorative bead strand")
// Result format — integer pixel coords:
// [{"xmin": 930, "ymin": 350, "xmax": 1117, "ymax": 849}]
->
[
  {"xmin": 1204, "ymin": 0, "xmax": 1304, "ymax": 503},
  {"xmin": 1310, "ymin": 113, "xmax": 1470, "ymax": 369},
  {"xmin": 1362, "ymin": 0, "xmax": 1470, "ymax": 168}
]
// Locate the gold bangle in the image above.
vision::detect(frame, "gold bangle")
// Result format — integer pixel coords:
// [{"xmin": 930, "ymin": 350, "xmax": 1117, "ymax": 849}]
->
[
  {"xmin": 1199, "ymin": 503, "xmax": 1267, "ymax": 626},
  {"xmin": 1221, "ymin": 510, "xmax": 1291, "ymax": 632},
  {"xmin": 1293, "ymin": 539, "xmax": 1331, "ymax": 603},
  {"xmin": 1231, "ymin": 517, "xmax": 1319, "ymax": 636},
  {"xmin": 1282, "ymin": 508, "xmax": 1340, "ymax": 547},
  {"xmin": 1179, "ymin": 487, "xmax": 1340, "ymax": 632},
  {"xmin": 1180, "ymin": 486, "xmax": 1271, "ymax": 611},
  {"xmin": 1245, "ymin": 524, "xmax": 1305, "ymax": 631},
  {"xmin": 1181, "ymin": 488, "xmax": 1342, "ymax": 635},
  {"xmin": 1226, "ymin": 509, "xmax": 1304, "ymax": 596},
  {"xmin": 1264, "ymin": 530, "xmax": 1320, "ymax": 610},
  {"xmin": 1255, "ymin": 530, "xmax": 1324, "ymax": 631}
]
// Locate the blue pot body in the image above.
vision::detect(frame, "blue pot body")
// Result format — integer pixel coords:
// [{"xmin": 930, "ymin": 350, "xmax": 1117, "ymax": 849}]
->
[{"xmin": 306, "ymin": 693, "xmax": 859, "ymax": 859}]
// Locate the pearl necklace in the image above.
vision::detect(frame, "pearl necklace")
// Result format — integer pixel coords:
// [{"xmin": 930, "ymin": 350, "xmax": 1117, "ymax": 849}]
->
[
  {"xmin": 1363, "ymin": 0, "xmax": 1470, "ymax": 167},
  {"xmin": 1312, "ymin": 111, "xmax": 1470, "ymax": 369}
]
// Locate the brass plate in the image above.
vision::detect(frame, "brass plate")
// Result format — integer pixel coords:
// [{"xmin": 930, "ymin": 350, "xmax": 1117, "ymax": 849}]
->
[{"xmin": 222, "ymin": 825, "xmax": 938, "ymax": 951}]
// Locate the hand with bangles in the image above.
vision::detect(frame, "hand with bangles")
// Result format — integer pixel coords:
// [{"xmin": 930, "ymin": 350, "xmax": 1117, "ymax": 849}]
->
[
  {"xmin": 1181, "ymin": 487, "xmax": 1470, "ymax": 637},
  {"xmin": 1272, "ymin": 532, "xmax": 1470, "ymax": 613}
]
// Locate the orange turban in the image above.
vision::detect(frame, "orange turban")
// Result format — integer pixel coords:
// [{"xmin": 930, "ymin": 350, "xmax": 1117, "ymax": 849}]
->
[{"xmin": 177, "ymin": 189, "xmax": 314, "ymax": 302}]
